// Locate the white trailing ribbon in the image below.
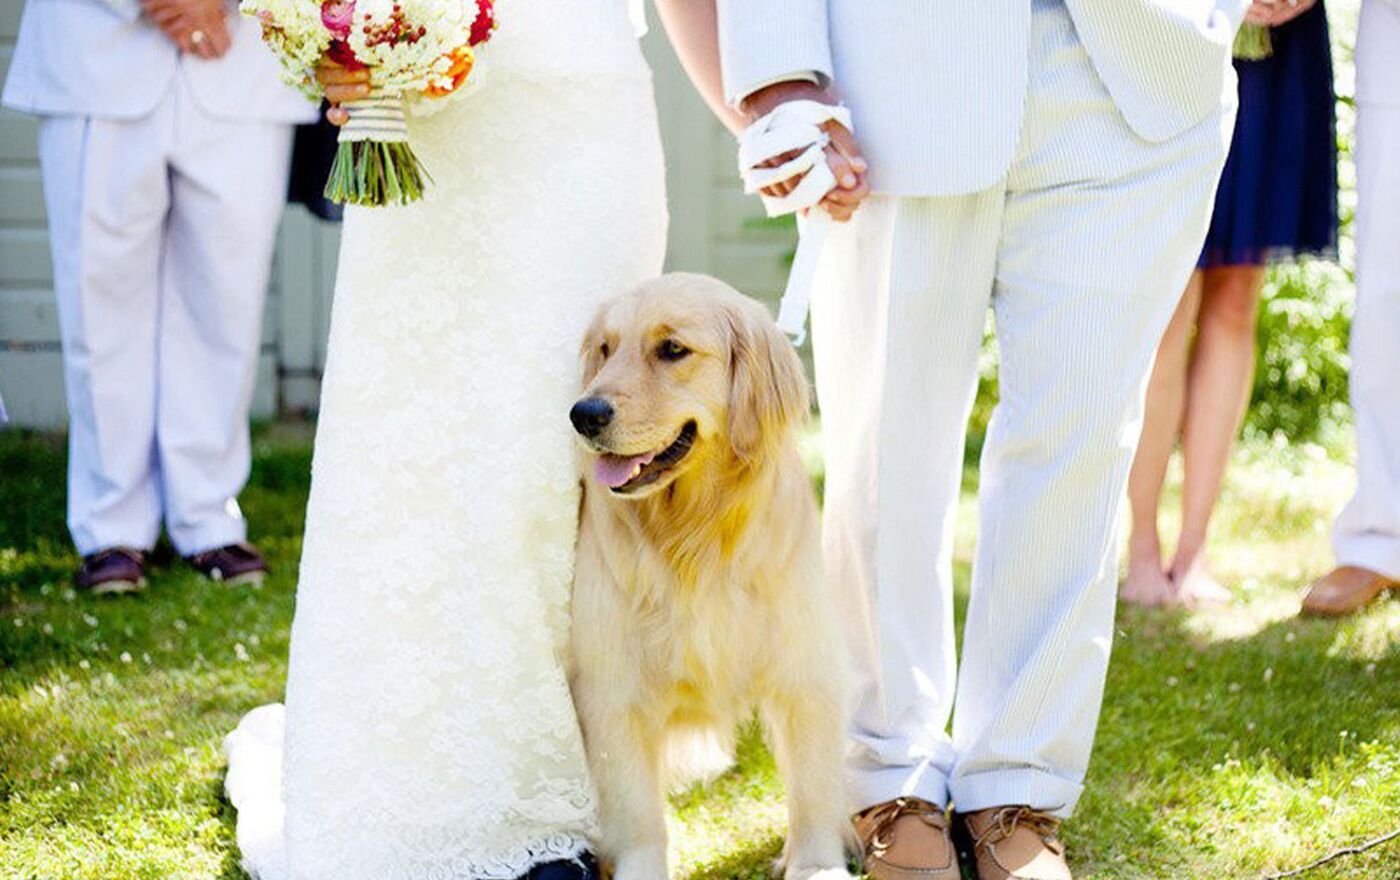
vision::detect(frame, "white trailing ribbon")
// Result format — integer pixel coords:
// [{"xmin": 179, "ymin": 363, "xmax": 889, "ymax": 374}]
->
[
  {"xmin": 338, "ymin": 90, "xmax": 410, "ymax": 144},
  {"xmin": 738, "ymin": 100, "xmax": 854, "ymax": 346}
]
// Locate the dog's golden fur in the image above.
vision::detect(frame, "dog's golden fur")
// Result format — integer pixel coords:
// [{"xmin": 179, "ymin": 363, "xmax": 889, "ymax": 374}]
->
[{"xmin": 569, "ymin": 274, "xmax": 853, "ymax": 880}]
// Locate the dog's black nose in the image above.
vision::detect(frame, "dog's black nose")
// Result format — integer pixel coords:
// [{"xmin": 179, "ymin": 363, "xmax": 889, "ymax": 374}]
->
[{"xmin": 570, "ymin": 397, "xmax": 614, "ymax": 438}]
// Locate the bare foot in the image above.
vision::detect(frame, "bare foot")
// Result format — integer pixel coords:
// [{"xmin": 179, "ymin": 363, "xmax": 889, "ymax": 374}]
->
[
  {"xmin": 1121, "ymin": 546, "xmax": 1174, "ymax": 607},
  {"xmin": 1169, "ymin": 554, "xmax": 1233, "ymax": 608}
]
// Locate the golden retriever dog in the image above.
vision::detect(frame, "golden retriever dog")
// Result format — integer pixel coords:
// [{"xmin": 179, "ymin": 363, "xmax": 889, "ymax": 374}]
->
[{"xmin": 568, "ymin": 274, "xmax": 853, "ymax": 880}]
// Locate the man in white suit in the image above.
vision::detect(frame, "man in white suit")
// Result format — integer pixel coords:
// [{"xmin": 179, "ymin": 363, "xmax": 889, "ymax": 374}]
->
[
  {"xmin": 3, "ymin": 0, "xmax": 316, "ymax": 592},
  {"xmin": 1303, "ymin": 0, "xmax": 1400, "ymax": 617},
  {"xmin": 717, "ymin": 1, "xmax": 1244, "ymax": 877}
]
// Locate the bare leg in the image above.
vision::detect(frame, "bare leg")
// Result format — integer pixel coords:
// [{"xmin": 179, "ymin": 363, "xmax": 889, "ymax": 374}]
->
[
  {"xmin": 1171, "ymin": 264, "xmax": 1266, "ymax": 606},
  {"xmin": 1122, "ymin": 273, "xmax": 1202, "ymax": 606}
]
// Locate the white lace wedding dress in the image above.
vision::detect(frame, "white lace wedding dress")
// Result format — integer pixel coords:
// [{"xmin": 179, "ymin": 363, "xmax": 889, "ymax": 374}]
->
[{"xmin": 222, "ymin": 3, "xmax": 666, "ymax": 877}]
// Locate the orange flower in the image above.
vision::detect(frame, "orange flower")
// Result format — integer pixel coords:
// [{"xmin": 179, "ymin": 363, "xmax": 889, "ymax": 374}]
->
[{"xmin": 423, "ymin": 46, "xmax": 474, "ymax": 97}]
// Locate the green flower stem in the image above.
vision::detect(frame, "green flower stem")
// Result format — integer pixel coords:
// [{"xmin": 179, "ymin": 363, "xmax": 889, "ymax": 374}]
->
[{"xmin": 324, "ymin": 140, "xmax": 432, "ymax": 207}]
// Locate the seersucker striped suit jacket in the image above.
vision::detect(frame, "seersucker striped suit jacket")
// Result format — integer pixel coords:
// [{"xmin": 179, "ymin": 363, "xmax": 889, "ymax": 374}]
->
[{"xmin": 716, "ymin": 0, "xmax": 1250, "ymax": 196}]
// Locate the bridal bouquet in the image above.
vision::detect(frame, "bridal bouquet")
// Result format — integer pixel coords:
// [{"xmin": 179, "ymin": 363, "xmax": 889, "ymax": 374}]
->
[{"xmin": 242, "ymin": 0, "xmax": 498, "ymax": 206}]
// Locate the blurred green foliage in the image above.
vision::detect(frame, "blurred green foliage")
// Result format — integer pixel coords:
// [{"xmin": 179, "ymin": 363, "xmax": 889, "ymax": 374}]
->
[{"xmin": 1249, "ymin": 257, "xmax": 1353, "ymax": 450}]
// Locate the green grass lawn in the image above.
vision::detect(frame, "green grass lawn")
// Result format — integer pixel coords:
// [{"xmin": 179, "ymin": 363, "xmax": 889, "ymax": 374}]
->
[{"xmin": 2, "ymin": 426, "xmax": 1398, "ymax": 879}]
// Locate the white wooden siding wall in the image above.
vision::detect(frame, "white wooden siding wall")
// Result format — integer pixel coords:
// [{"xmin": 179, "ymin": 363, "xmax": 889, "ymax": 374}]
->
[
  {"xmin": 0, "ymin": 8, "xmax": 794, "ymax": 429},
  {"xmin": 0, "ymin": 0, "xmax": 62, "ymax": 430}
]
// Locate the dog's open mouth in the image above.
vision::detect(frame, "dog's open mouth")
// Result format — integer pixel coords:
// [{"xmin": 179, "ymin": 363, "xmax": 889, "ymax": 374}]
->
[{"xmin": 593, "ymin": 421, "xmax": 698, "ymax": 494}]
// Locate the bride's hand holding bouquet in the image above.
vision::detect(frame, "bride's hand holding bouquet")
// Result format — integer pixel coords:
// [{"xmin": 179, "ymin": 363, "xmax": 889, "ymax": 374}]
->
[
  {"xmin": 242, "ymin": 0, "xmax": 498, "ymax": 206},
  {"xmin": 1235, "ymin": 0, "xmax": 1317, "ymax": 59}
]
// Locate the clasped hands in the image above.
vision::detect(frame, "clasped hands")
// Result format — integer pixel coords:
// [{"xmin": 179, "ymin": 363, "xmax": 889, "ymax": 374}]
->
[
  {"xmin": 141, "ymin": 0, "xmax": 233, "ymax": 58},
  {"xmin": 1245, "ymin": 0, "xmax": 1317, "ymax": 27},
  {"xmin": 742, "ymin": 80, "xmax": 870, "ymax": 223}
]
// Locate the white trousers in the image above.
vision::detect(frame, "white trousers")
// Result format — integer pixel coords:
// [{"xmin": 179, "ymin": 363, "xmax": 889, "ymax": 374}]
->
[
  {"xmin": 37, "ymin": 74, "xmax": 293, "ymax": 557},
  {"xmin": 812, "ymin": 0, "xmax": 1232, "ymax": 817},
  {"xmin": 1332, "ymin": 100, "xmax": 1400, "ymax": 580}
]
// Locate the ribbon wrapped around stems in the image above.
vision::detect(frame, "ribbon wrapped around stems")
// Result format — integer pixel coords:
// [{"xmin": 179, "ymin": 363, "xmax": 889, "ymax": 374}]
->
[
  {"xmin": 325, "ymin": 89, "xmax": 433, "ymax": 207},
  {"xmin": 738, "ymin": 100, "xmax": 855, "ymax": 346}
]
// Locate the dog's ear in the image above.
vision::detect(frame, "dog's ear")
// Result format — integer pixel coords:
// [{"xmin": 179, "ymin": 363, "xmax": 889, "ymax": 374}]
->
[
  {"xmin": 725, "ymin": 300, "xmax": 811, "ymax": 462},
  {"xmin": 579, "ymin": 314, "xmax": 607, "ymax": 386}
]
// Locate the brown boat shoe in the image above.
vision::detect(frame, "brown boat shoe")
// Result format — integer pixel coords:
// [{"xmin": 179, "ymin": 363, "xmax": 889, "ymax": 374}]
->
[
  {"xmin": 187, "ymin": 542, "xmax": 268, "ymax": 586},
  {"xmin": 75, "ymin": 547, "xmax": 147, "ymax": 595},
  {"xmin": 1301, "ymin": 566, "xmax": 1399, "ymax": 617},
  {"xmin": 962, "ymin": 806, "xmax": 1071, "ymax": 880},
  {"xmin": 853, "ymin": 797, "xmax": 960, "ymax": 880}
]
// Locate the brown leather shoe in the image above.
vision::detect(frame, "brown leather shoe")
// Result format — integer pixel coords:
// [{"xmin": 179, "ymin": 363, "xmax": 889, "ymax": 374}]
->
[
  {"xmin": 75, "ymin": 547, "xmax": 147, "ymax": 595},
  {"xmin": 853, "ymin": 797, "xmax": 959, "ymax": 880},
  {"xmin": 187, "ymin": 542, "xmax": 268, "ymax": 586},
  {"xmin": 1301, "ymin": 566, "xmax": 1399, "ymax": 617},
  {"xmin": 962, "ymin": 807, "xmax": 1071, "ymax": 880}
]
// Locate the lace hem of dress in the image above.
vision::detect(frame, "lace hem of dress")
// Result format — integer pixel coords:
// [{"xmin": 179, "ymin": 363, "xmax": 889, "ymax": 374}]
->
[{"xmin": 456, "ymin": 833, "xmax": 594, "ymax": 880}]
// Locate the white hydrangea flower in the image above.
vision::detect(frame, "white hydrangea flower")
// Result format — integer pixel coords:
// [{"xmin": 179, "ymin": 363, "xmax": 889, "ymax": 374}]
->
[
  {"xmin": 345, "ymin": 0, "xmax": 474, "ymax": 93},
  {"xmin": 240, "ymin": 0, "xmax": 334, "ymax": 98}
]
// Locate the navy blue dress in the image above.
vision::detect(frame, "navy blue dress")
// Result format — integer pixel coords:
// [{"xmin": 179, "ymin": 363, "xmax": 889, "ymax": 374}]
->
[{"xmin": 1200, "ymin": 3, "xmax": 1338, "ymax": 268}]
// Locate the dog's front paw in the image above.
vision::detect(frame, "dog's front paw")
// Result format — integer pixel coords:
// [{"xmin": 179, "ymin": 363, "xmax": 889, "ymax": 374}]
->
[{"xmin": 611, "ymin": 845, "xmax": 668, "ymax": 880}]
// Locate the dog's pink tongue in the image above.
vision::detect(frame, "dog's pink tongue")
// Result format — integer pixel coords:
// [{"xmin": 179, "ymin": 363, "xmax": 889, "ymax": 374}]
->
[{"xmin": 594, "ymin": 451, "xmax": 657, "ymax": 488}]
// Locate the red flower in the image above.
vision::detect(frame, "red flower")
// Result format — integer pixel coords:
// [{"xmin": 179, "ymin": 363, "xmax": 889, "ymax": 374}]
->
[
  {"xmin": 326, "ymin": 39, "xmax": 366, "ymax": 70},
  {"xmin": 469, "ymin": 0, "xmax": 495, "ymax": 46}
]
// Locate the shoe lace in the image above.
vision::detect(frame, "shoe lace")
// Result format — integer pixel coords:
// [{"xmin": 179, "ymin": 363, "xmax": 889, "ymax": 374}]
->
[
  {"xmin": 191, "ymin": 542, "xmax": 257, "ymax": 565},
  {"xmin": 224, "ymin": 542, "xmax": 259, "ymax": 562},
  {"xmin": 971, "ymin": 806, "xmax": 1064, "ymax": 856},
  {"xmin": 94, "ymin": 547, "xmax": 145, "ymax": 566},
  {"xmin": 861, "ymin": 797, "xmax": 949, "ymax": 859}
]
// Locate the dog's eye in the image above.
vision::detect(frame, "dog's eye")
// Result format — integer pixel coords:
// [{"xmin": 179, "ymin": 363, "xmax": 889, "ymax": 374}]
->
[
  {"xmin": 656, "ymin": 339, "xmax": 690, "ymax": 362},
  {"xmin": 599, "ymin": 342, "xmax": 611, "ymax": 359}
]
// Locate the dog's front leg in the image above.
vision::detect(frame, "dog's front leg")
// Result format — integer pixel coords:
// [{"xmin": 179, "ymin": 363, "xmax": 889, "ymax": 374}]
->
[
  {"xmin": 578, "ymin": 697, "xmax": 669, "ymax": 880},
  {"xmin": 764, "ymin": 686, "xmax": 856, "ymax": 880}
]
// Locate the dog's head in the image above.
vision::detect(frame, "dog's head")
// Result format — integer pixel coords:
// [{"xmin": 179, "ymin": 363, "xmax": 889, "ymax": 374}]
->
[{"xmin": 572, "ymin": 273, "xmax": 810, "ymax": 498}]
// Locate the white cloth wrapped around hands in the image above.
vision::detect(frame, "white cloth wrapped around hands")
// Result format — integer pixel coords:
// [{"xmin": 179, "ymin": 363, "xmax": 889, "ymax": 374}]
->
[{"xmin": 737, "ymin": 100, "xmax": 855, "ymax": 345}]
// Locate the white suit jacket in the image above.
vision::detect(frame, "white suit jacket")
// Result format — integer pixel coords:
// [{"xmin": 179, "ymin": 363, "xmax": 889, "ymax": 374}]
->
[
  {"xmin": 2, "ymin": 0, "xmax": 316, "ymax": 123},
  {"xmin": 717, "ymin": 0, "xmax": 1250, "ymax": 196}
]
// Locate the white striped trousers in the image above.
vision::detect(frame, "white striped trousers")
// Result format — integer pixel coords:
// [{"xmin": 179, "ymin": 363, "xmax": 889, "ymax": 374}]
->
[
  {"xmin": 1332, "ymin": 95, "xmax": 1400, "ymax": 580},
  {"xmin": 811, "ymin": 0, "xmax": 1234, "ymax": 817}
]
